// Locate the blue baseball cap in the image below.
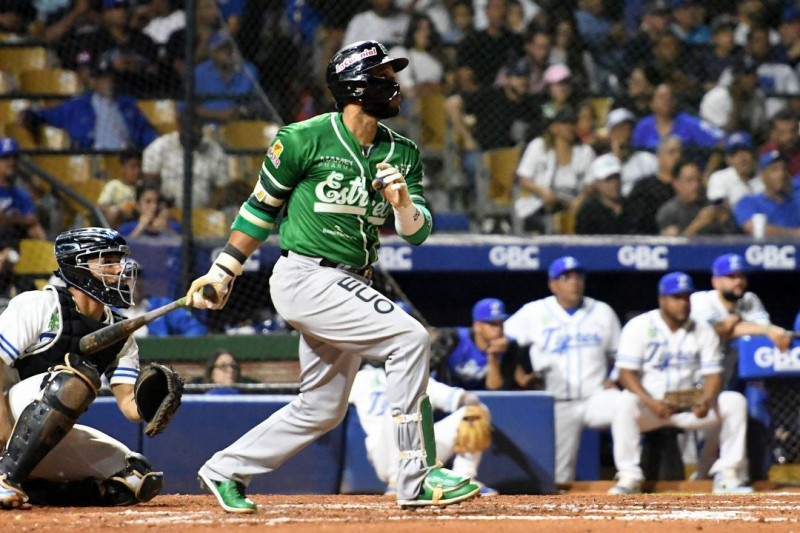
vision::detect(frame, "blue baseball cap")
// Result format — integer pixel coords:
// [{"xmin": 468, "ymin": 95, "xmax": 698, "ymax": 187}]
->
[
  {"xmin": 726, "ymin": 131, "xmax": 752, "ymax": 153},
  {"xmin": 209, "ymin": 32, "xmax": 233, "ymax": 50},
  {"xmin": 103, "ymin": 0, "xmax": 130, "ymax": 9},
  {"xmin": 712, "ymin": 253, "xmax": 748, "ymax": 277},
  {"xmin": 548, "ymin": 256, "xmax": 584, "ymax": 280},
  {"xmin": 472, "ymin": 298, "xmax": 508, "ymax": 322},
  {"xmin": 783, "ymin": 6, "xmax": 800, "ymax": 23},
  {"xmin": 658, "ymin": 272, "xmax": 694, "ymax": 296},
  {"xmin": 0, "ymin": 137, "xmax": 19, "ymax": 157},
  {"xmin": 759, "ymin": 149, "xmax": 785, "ymax": 171}
]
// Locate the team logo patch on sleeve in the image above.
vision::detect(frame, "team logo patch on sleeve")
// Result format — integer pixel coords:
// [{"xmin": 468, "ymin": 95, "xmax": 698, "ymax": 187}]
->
[{"xmin": 267, "ymin": 139, "xmax": 284, "ymax": 168}]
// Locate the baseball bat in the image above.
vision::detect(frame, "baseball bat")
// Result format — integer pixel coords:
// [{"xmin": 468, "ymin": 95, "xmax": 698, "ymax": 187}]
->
[{"xmin": 79, "ymin": 297, "xmax": 187, "ymax": 354}]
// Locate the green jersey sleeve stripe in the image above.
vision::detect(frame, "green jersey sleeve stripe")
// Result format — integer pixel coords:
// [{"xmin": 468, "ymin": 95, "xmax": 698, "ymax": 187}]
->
[
  {"xmin": 399, "ymin": 204, "xmax": 432, "ymax": 245},
  {"xmin": 253, "ymin": 181, "xmax": 286, "ymax": 207},
  {"xmin": 239, "ymin": 203, "xmax": 276, "ymax": 229},
  {"xmin": 231, "ymin": 215, "xmax": 272, "ymax": 242},
  {"xmin": 261, "ymin": 162, "xmax": 292, "ymax": 192}
]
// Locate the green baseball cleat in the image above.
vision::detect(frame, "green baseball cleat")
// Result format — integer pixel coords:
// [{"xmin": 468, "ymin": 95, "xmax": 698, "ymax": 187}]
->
[
  {"xmin": 198, "ymin": 472, "xmax": 257, "ymax": 513},
  {"xmin": 397, "ymin": 467, "xmax": 481, "ymax": 507}
]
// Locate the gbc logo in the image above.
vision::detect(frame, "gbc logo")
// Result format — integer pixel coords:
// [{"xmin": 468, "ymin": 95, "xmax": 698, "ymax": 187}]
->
[
  {"xmin": 754, "ymin": 346, "xmax": 800, "ymax": 372},
  {"xmin": 489, "ymin": 245, "xmax": 540, "ymax": 270},
  {"xmin": 745, "ymin": 245, "xmax": 796, "ymax": 269},
  {"xmin": 617, "ymin": 245, "xmax": 668, "ymax": 270},
  {"xmin": 377, "ymin": 246, "xmax": 413, "ymax": 270}
]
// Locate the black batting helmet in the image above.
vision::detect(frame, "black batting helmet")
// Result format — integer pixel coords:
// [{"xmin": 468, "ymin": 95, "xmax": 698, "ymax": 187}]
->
[
  {"xmin": 55, "ymin": 227, "xmax": 138, "ymax": 308},
  {"xmin": 326, "ymin": 40, "xmax": 409, "ymax": 118}
]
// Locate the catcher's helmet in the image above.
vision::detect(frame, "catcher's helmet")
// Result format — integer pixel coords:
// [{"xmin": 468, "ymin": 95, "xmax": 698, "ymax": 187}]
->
[
  {"xmin": 326, "ymin": 40, "xmax": 409, "ymax": 118},
  {"xmin": 55, "ymin": 227, "xmax": 138, "ymax": 308}
]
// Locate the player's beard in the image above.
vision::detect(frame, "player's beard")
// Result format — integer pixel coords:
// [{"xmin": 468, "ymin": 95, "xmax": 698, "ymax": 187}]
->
[{"xmin": 721, "ymin": 290, "xmax": 743, "ymax": 303}]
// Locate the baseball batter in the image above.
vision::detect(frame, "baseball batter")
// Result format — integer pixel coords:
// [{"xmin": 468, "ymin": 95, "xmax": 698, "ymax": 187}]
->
[
  {"xmin": 186, "ymin": 40, "xmax": 480, "ymax": 512},
  {"xmin": 0, "ymin": 228, "xmax": 163, "ymax": 508},
  {"xmin": 503, "ymin": 256, "xmax": 622, "ymax": 484},
  {"xmin": 610, "ymin": 272, "xmax": 752, "ymax": 495},
  {"xmin": 349, "ymin": 365, "xmax": 493, "ymax": 493}
]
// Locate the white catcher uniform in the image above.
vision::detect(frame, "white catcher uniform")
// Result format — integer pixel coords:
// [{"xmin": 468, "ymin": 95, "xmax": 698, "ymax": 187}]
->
[
  {"xmin": 612, "ymin": 310, "xmax": 749, "ymax": 481},
  {"xmin": 349, "ymin": 365, "xmax": 483, "ymax": 485},
  {"xmin": 0, "ymin": 287, "xmax": 140, "ymax": 482},
  {"xmin": 504, "ymin": 296, "xmax": 622, "ymax": 483}
]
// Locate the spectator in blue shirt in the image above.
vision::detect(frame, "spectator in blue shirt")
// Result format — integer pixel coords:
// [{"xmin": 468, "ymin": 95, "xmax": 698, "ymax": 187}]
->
[
  {"xmin": 734, "ymin": 150, "xmax": 800, "ymax": 236},
  {"xmin": 21, "ymin": 61, "xmax": 157, "ymax": 150},
  {"xmin": 632, "ymin": 83, "xmax": 725, "ymax": 152},
  {"xmin": 0, "ymin": 137, "xmax": 45, "ymax": 243},
  {"xmin": 194, "ymin": 32, "xmax": 259, "ymax": 123}
]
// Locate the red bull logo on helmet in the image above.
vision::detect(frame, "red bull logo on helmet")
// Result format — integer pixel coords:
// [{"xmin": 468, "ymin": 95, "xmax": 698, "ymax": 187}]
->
[{"xmin": 335, "ymin": 47, "xmax": 378, "ymax": 73}]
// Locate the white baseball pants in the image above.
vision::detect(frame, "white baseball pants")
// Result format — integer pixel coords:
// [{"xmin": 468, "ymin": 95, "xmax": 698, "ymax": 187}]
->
[
  {"xmin": 7, "ymin": 373, "xmax": 129, "ymax": 481},
  {"xmin": 555, "ymin": 388, "xmax": 621, "ymax": 484},
  {"xmin": 200, "ymin": 253, "xmax": 433, "ymax": 501},
  {"xmin": 612, "ymin": 390, "xmax": 748, "ymax": 481}
]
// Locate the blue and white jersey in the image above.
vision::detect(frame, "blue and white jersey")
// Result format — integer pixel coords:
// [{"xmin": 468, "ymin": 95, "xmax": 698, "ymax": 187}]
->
[
  {"xmin": 616, "ymin": 309, "xmax": 722, "ymax": 399},
  {"xmin": 690, "ymin": 290, "xmax": 770, "ymax": 329},
  {"xmin": 0, "ymin": 286, "xmax": 140, "ymax": 386},
  {"xmin": 504, "ymin": 296, "xmax": 620, "ymax": 400}
]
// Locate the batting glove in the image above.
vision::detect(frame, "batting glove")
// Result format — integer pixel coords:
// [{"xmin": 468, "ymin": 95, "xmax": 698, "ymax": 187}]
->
[
  {"xmin": 185, "ymin": 252, "xmax": 243, "ymax": 310},
  {"xmin": 373, "ymin": 162, "xmax": 406, "ymax": 192}
]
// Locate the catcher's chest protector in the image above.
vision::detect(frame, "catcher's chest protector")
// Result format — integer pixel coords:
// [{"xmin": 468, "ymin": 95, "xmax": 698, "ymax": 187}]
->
[{"xmin": 15, "ymin": 287, "xmax": 128, "ymax": 380}]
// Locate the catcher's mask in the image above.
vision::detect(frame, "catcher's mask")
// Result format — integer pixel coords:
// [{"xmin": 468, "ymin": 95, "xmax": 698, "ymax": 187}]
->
[
  {"xmin": 54, "ymin": 227, "xmax": 138, "ymax": 308},
  {"xmin": 326, "ymin": 40, "xmax": 409, "ymax": 119}
]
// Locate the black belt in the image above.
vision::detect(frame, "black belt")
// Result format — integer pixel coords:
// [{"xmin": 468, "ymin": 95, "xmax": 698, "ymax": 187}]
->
[{"xmin": 281, "ymin": 249, "xmax": 373, "ymax": 279}]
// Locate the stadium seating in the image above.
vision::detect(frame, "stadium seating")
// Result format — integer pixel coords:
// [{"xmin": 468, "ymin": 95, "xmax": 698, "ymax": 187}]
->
[
  {"xmin": 0, "ymin": 47, "xmax": 49, "ymax": 74},
  {"xmin": 228, "ymin": 154, "xmax": 264, "ymax": 181},
  {"xmin": 29, "ymin": 154, "xmax": 93, "ymax": 183},
  {"xmin": 483, "ymin": 145, "xmax": 522, "ymax": 206},
  {"xmin": 137, "ymin": 99, "xmax": 178, "ymax": 134},
  {"xmin": 19, "ymin": 69, "xmax": 81, "ymax": 96},
  {"xmin": 4, "ymin": 123, "xmax": 36, "ymax": 149},
  {"xmin": 417, "ymin": 93, "xmax": 447, "ymax": 153},
  {"xmin": 0, "ymin": 71, "xmax": 16, "ymax": 94},
  {"xmin": 0, "ymin": 99, "xmax": 31, "ymax": 126},
  {"xmin": 218, "ymin": 120, "xmax": 278, "ymax": 150},
  {"xmin": 13, "ymin": 239, "xmax": 57, "ymax": 276}
]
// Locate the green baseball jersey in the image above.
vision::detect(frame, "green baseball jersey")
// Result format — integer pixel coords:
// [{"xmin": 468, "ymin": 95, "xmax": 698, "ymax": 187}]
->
[{"xmin": 231, "ymin": 112, "xmax": 432, "ymax": 268}]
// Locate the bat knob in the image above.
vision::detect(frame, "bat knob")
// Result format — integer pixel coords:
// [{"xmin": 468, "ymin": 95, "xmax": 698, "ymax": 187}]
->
[{"xmin": 201, "ymin": 285, "xmax": 217, "ymax": 301}]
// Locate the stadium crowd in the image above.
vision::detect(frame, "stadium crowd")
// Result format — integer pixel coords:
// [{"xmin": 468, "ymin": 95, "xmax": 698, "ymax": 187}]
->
[{"xmin": 1, "ymin": 0, "xmax": 800, "ymax": 493}]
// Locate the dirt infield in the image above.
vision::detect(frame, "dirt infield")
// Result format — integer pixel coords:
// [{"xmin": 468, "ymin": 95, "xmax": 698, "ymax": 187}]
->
[{"xmin": 7, "ymin": 493, "xmax": 800, "ymax": 532}]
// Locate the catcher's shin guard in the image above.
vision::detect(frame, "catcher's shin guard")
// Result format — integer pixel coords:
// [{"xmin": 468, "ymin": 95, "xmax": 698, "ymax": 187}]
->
[
  {"xmin": 394, "ymin": 394, "xmax": 437, "ymax": 467},
  {"xmin": 0, "ymin": 367, "xmax": 99, "ymax": 485},
  {"xmin": 101, "ymin": 453, "xmax": 164, "ymax": 506}
]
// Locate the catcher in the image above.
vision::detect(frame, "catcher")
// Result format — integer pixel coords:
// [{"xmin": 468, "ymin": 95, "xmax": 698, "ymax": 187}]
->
[
  {"xmin": 0, "ymin": 227, "xmax": 182, "ymax": 509},
  {"xmin": 349, "ymin": 364, "xmax": 497, "ymax": 495}
]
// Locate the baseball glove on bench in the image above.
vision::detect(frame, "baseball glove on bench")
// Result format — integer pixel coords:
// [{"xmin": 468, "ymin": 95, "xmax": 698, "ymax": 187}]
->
[
  {"xmin": 663, "ymin": 388, "xmax": 704, "ymax": 413},
  {"xmin": 134, "ymin": 363, "xmax": 184, "ymax": 437}
]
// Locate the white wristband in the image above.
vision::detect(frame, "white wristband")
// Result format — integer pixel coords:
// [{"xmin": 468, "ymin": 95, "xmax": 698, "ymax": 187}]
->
[
  {"xmin": 215, "ymin": 251, "xmax": 245, "ymax": 277},
  {"xmin": 393, "ymin": 203, "xmax": 424, "ymax": 236}
]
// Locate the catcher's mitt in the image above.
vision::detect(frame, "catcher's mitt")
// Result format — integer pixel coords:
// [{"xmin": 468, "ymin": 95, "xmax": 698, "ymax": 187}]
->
[
  {"xmin": 663, "ymin": 388, "xmax": 704, "ymax": 413},
  {"xmin": 454, "ymin": 404, "xmax": 492, "ymax": 454},
  {"xmin": 134, "ymin": 363, "xmax": 184, "ymax": 437}
]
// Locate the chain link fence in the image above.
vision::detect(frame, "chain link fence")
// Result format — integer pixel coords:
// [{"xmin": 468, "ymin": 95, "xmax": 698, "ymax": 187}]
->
[{"xmin": 1, "ymin": 0, "xmax": 800, "ymax": 477}]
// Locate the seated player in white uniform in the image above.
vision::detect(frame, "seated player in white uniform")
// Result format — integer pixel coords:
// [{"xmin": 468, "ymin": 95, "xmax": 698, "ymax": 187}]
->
[
  {"xmin": 690, "ymin": 253, "xmax": 791, "ymax": 480},
  {"xmin": 609, "ymin": 272, "xmax": 752, "ymax": 495},
  {"xmin": 349, "ymin": 364, "xmax": 497, "ymax": 495},
  {"xmin": 504, "ymin": 256, "xmax": 622, "ymax": 484},
  {"xmin": 0, "ymin": 228, "xmax": 163, "ymax": 508}
]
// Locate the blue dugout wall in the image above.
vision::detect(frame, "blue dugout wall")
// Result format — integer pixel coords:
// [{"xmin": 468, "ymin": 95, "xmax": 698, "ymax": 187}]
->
[{"xmin": 82, "ymin": 392, "xmax": 559, "ymax": 494}]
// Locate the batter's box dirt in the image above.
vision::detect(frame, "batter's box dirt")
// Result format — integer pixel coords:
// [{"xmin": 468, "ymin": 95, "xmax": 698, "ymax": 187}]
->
[{"xmin": 6, "ymin": 493, "xmax": 800, "ymax": 532}]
